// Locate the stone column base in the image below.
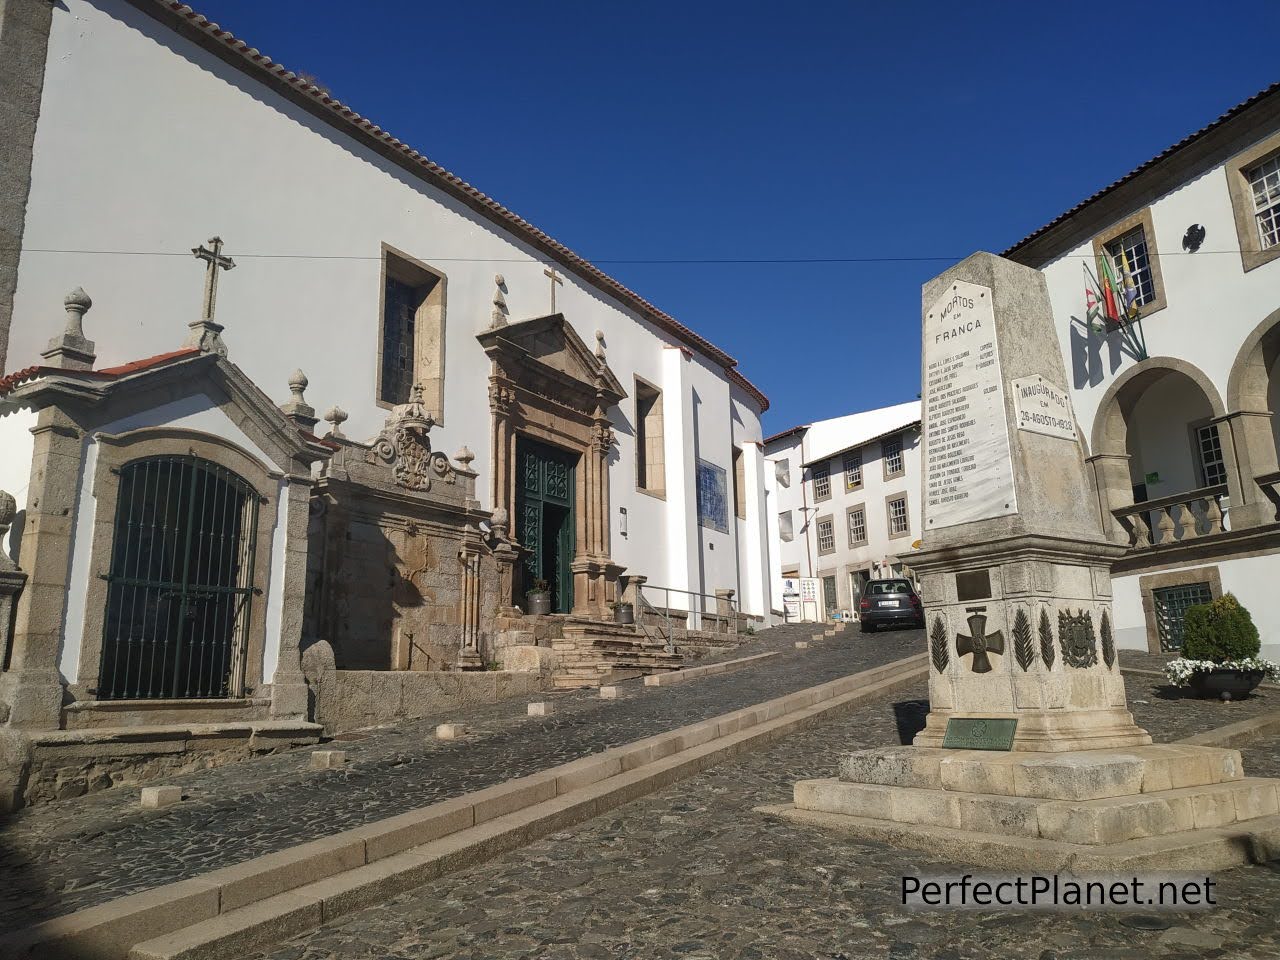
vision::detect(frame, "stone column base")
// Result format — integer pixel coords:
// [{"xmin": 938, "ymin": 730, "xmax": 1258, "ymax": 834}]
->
[
  {"xmin": 570, "ymin": 558, "xmax": 625, "ymax": 620},
  {"xmin": 764, "ymin": 743, "xmax": 1280, "ymax": 871}
]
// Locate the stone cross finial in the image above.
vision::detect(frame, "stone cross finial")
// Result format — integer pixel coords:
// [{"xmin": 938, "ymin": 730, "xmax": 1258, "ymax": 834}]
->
[
  {"xmin": 323, "ymin": 405, "xmax": 348, "ymax": 439},
  {"xmin": 543, "ymin": 266, "xmax": 564, "ymax": 313},
  {"xmin": 186, "ymin": 236, "xmax": 234, "ymax": 357},
  {"xmin": 41, "ymin": 287, "xmax": 97, "ymax": 370},
  {"xmin": 490, "ymin": 274, "xmax": 508, "ymax": 328},
  {"xmin": 280, "ymin": 368, "xmax": 318, "ymax": 432}
]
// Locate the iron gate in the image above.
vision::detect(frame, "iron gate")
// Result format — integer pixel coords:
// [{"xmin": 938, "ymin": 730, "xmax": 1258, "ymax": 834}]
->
[
  {"xmin": 1152, "ymin": 581, "xmax": 1214, "ymax": 653},
  {"xmin": 98, "ymin": 455, "xmax": 260, "ymax": 700},
  {"xmin": 516, "ymin": 438, "xmax": 576, "ymax": 613}
]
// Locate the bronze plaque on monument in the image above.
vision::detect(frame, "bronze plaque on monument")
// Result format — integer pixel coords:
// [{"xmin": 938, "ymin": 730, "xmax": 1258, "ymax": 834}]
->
[{"xmin": 942, "ymin": 717, "xmax": 1017, "ymax": 751}]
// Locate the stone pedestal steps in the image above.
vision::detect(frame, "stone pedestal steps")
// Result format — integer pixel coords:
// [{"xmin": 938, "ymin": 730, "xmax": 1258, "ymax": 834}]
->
[{"xmin": 0, "ymin": 655, "xmax": 927, "ymax": 960}]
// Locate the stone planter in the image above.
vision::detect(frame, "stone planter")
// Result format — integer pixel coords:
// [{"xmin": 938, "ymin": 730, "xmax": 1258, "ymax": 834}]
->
[
  {"xmin": 1189, "ymin": 668, "xmax": 1265, "ymax": 701},
  {"xmin": 613, "ymin": 602, "xmax": 634, "ymax": 625},
  {"xmin": 526, "ymin": 592, "xmax": 551, "ymax": 616}
]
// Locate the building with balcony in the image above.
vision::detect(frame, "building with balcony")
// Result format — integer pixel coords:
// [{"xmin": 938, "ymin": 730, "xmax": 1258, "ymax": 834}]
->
[
  {"xmin": 1006, "ymin": 82, "xmax": 1280, "ymax": 659},
  {"xmin": 764, "ymin": 401, "xmax": 921, "ymax": 621}
]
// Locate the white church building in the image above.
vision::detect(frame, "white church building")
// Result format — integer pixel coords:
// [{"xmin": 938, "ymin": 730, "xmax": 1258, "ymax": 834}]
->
[{"xmin": 0, "ymin": 0, "xmax": 772, "ymax": 805}]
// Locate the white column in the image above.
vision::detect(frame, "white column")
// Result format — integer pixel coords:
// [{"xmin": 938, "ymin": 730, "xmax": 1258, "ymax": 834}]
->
[
  {"xmin": 661, "ymin": 346, "xmax": 699, "ymax": 627},
  {"xmin": 739, "ymin": 441, "xmax": 769, "ymax": 618}
]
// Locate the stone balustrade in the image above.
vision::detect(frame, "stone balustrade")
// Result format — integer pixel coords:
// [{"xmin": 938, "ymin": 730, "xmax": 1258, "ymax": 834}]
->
[{"xmin": 1111, "ymin": 483, "xmax": 1230, "ymax": 549}]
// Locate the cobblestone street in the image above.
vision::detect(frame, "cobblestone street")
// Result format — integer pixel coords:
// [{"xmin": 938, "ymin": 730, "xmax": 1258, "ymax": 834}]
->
[
  {"xmin": 0, "ymin": 623, "xmax": 913, "ymax": 928},
  {"xmin": 246, "ymin": 674, "xmax": 1280, "ymax": 960}
]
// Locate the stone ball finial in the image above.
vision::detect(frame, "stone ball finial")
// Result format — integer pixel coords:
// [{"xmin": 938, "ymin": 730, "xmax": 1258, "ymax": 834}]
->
[
  {"xmin": 288, "ymin": 369, "xmax": 309, "ymax": 402},
  {"xmin": 454, "ymin": 445, "xmax": 475, "ymax": 468},
  {"xmin": 63, "ymin": 287, "xmax": 92, "ymax": 339},
  {"xmin": 323, "ymin": 405, "xmax": 348, "ymax": 438},
  {"xmin": 494, "ymin": 274, "xmax": 506, "ymax": 288},
  {"xmin": 594, "ymin": 329, "xmax": 606, "ymax": 361},
  {"xmin": 0, "ymin": 489, "xmax": 15, "ymax": 531}
]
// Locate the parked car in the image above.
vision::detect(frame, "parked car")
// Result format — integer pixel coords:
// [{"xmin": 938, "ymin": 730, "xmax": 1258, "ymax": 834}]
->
[{"xmin": 858, "ymin": 578, "xmax": 925, "ymax": 632}]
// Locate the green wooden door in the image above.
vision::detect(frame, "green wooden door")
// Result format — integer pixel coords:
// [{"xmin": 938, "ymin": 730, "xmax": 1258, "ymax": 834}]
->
[{"xmin": 516, "ymin": 438, "xmax": 576, "ymax": 613}]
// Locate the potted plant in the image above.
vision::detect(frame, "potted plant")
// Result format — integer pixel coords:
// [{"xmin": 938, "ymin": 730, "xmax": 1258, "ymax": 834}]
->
[
  {"xmin": 525, "ymin": 579, "xmax": 552, "ymax": 616},
  {"xmin": 1164, "ymin": 594, "xmax": 1279, "ymax": 700},
  {"xmin": 613, "ymin": 600, "xmax": 634, "ymax": 625}
]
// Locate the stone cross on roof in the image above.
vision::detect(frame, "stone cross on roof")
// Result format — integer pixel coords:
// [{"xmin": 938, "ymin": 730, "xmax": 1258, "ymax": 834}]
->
[
  {"xmin": 186, "ymin": 236, "xmax": 234, "ymax": 356},
  {"xmin": 543, "ymin": 266, "xmax": 564, "ymax": 313}
]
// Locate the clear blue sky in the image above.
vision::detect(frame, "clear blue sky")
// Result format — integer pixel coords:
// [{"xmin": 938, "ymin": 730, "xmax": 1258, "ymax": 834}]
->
[{"xmin": 191, "ymin": 0, "xmax": 1278, "ymax": 433}]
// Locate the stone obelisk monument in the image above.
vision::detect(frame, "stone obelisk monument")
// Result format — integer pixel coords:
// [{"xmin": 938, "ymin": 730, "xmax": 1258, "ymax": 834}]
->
[{"xmin": 770, "ymin": 253, "xmax": 1280, "ymax": 870}]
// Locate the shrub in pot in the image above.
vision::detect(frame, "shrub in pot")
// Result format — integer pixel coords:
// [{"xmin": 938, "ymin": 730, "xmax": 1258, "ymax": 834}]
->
[{"xmin": 1165, "ymin": 594, "xmax": 1278, "ymax": 700}]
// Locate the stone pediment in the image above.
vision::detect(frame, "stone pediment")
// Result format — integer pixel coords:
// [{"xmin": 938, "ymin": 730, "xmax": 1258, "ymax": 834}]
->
[{"xmin": 477, "ymin": 313, "xmax": 626, "ymax": 409}]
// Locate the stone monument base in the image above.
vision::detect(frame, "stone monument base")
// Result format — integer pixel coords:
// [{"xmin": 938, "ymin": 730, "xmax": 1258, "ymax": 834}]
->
[
  {"xmin": 761, "ymin": 744, "xmax": 1280, "ymax": 871},
  {"xmin": 913, "ymin": 707, "xmax": 1153, "ymax": 753}
]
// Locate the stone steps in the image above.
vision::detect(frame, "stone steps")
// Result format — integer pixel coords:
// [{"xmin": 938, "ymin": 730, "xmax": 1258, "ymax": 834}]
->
[
  {"xmin": 795, "ymin": 776, "xmax": 1280, "ymax": 845},
  {"xmin": 550, "ymin": 628, "xmax": 683, "ymax": 688}
]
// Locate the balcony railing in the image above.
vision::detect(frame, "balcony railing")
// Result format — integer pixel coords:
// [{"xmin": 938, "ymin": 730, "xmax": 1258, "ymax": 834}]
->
[{"xmin": 1112, "ymin": 483, "xmax": 1229, "ymax": 549}]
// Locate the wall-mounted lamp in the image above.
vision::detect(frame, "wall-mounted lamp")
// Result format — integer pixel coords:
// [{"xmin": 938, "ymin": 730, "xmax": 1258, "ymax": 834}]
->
[{"xmin": 619, "ymin": 506, "xmax": 628, "ymax": 538}]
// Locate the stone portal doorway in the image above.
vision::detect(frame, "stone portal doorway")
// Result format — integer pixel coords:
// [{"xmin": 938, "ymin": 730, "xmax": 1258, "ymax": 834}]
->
[
  {"xmin": 516, "ymin": 437, "xmax": 577, "ymax": 614},
  {"xmin": 99, "ymin": 455, "xmax": 259, "ymax": 700}
]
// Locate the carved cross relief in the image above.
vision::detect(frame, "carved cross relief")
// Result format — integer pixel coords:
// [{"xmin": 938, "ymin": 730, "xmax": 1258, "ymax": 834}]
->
[{"xmin": 955, "ymin": 609, "xmax": 1005, "ymax": 674}]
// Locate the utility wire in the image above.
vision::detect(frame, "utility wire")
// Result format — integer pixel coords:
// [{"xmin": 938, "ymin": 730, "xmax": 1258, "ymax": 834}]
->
[{"xmin": 20, "ymin": 248, "xmax": 1251, "ymax": 264}]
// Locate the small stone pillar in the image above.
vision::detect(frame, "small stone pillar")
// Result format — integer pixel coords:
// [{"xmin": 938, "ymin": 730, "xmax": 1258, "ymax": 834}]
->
[
  {"xmin": 269, "ymin": 476, "xmax": 314, "ymax": 719},
  {"xmin": 1218, "ymin": 410, "xmax": 1280, "ymax": 529},
  {"xmin": 41, "ymin": 288, "xmax": 95, "ymax": 370},
  {"xmin": 280, "ymin": 369, "xmax": 319, "ymax": 433},
  {"xmin": 457, "ymin": 522, "xmax": 484, "ymax": 671},
  {"xmin": 489, "ymin": 508, "xmax": 521, "ymax": 618}
]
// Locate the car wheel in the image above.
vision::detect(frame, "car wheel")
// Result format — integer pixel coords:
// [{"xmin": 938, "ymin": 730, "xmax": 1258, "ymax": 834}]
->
[{"xmin": 860, "ymin": 622, "xmax": 874, "ymax": 633}]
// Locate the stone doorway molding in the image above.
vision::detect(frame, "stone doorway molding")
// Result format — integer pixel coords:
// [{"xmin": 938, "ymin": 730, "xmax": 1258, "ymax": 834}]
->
[{"xmin": 478, "ymin": 312, "xmax": 627, "ymax": 619}]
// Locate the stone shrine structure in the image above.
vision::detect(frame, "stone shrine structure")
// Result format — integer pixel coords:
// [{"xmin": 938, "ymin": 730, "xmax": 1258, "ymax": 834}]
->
[{"xmin": 774, "ymin": 253, "xmax": 1280, "ymax": 870}]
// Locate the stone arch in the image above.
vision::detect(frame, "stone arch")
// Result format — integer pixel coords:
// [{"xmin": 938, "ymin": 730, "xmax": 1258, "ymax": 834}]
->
[
  {"xmin": 1090, "ymin": 356, "xmax": 1226, "ymax": 457},
  {"xmin": 1226, "ymin": 306, "xmax": 1280, "ymax": 413}
]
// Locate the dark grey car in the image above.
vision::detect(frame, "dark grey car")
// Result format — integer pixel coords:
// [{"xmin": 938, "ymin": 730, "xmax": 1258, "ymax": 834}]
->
[{"xmin": 858, "ymin": 578, "xmax": 924, "ymax": 632}]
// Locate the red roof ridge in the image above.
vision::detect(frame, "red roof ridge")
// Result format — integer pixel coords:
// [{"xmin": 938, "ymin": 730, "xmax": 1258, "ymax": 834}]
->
[
  {"xmin": 96, "ymin": 347, "xmax": 201, "ymax": 376},
  {"xmin": 144, "ymin": 1, "xmax": 768, "ymax": 412},
  {"xmin": 1, "ymin": 347, "xmax": 202, "ymax": 397}
]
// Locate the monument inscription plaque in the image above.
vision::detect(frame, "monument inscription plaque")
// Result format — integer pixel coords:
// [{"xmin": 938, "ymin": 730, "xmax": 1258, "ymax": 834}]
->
[
  {"xmin": 922, "ymin": 280, "xmax": 1017, "ymax": 530},
  {"xmin": 942, "ymin": 717, "xmax": 1017, "ymax": 751},
  {"xmin": 1011, "ymin": 374, "xmax": 1077, "ymax": 441}
]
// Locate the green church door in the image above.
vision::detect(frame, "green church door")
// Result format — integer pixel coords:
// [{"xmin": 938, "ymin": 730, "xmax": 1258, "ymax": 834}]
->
[{"xmin": 516, "ymin": 437, "xmax": 577, "ymax": 614}]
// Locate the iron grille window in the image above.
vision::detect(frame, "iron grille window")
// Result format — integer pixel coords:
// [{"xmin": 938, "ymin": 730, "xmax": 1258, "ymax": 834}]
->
[
  {"xmin": 888, "ymin": 495, "xmax": 910, "ymax": 536},
  {"xmin": 1152, "ymin": 582, "xmax": 1214, "ymax": 652},
  {"xmin": 1250, "ymin": 153, "xmax": 1280, "ymax": 250},
  {"xmin": 843, "ymin": 451, "xmax": 862, "ymax": 489},
  {"xmin": 812, "ymin": 464, "xmax": 831, "ymax": 500},
  {"xmin": 822, "ymin": 575, "xmax": 838, "ymax": 618},
  {"xmin": 99, "ymin": 456, "xmax": 260, "ymax": 700},
  {"xmin": 1195, "ymin": 424, "xmax": 1228, "ymax": 487},
  {"xmin": 380, "ymin": 275, "xmax": 418, "ymax": 405},
  {"xmin": 1106, "ymin": 227, "xmax": 1156, "ymax": 306},
  {"xmin": 847, "ymin": 506, "xmax": 867, "ymax": 546},
  {"xmin": 883, "ymin": 437, "xmax": 904, "ymax": 477},
  {"xmin": 816, "ymin": 517, "xmax": 835, "ymax": 554}
]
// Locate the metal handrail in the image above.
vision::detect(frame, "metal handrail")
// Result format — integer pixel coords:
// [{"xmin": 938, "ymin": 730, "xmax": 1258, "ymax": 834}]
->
[
  {"xmin": 634, "ymin": 589, "xmax": 673, "ymax": 653},
  {"xmin": 638, "ymin": 583, "xmax": 739, "ymax": 640}
]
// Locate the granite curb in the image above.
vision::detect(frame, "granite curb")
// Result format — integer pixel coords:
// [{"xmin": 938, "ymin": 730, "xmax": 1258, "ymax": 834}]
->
[
  {"xmin": 642, "ymin": 651, "xmax": 778, "ymax": 686},
  {"xmin": 0, "ymin": 654, "xmax": 927, "ymax": 960}
]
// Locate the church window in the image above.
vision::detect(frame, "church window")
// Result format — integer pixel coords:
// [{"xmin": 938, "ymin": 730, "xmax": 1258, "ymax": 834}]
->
[
  {"xmin": 733, "ymin": 447, "xmax": 747, "ymax": 519},
  {"xmin": 1193, "ymin": 423, "xmax": 1228, "ymax": 488},
  {"xmin": 882, "ymin": 436, "xmax": 904, "ymax": 478},
  {"xmin": 812, "ymin": 464, "xmax": 831, "ymax": 501},
  {"xmin": 816, "ymin": 516, "xmax": 835, "ymax": 555},
  {"xmin": 843, "ymin": 451, "xmax": 862, "ymax": 490},
  {"xmin": 635, "ymin": 379, "xmax": 665, "ymax": 495},
  {"xmin": 378, "ymin": 245, "xmax": 446, "ymax": 419},
  {"xmin": 779, "ymin": 510, "xmax": 794, "ymax": 542},
  {"xmin": 1250, "ymin": 153, "xmax": 1280, "ymax": 250}
]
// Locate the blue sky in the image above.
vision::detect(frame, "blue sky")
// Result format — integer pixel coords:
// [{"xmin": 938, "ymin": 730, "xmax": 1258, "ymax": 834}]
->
[{"xmin": 191, "ymin": 0, "xmax": 1278, "ymax": 433}]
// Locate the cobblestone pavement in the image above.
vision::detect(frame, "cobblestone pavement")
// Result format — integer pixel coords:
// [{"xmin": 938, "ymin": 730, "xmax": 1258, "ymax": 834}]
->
[
  {"xmin": 248, "ymin": 681, "xmax": 1280, "ymax": 960},
  {"xmin": 0, "ymin": 622, "xmax": 917, "ymax": 929}
]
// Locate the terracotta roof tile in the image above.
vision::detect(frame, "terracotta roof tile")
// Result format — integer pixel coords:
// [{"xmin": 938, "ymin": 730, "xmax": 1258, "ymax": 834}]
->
[
  {"xmin": 0, "ymin": 348, "xmax": 200, "ymax": 397},
  {"xmin": 96, "ymin": 347, "xmax": 201, "ymax": 376}
]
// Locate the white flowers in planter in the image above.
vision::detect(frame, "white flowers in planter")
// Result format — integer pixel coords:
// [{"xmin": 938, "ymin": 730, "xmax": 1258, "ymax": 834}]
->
[{"xmin": 1163, "ymin": 657, "xmax": 1280, "ymax": 688}]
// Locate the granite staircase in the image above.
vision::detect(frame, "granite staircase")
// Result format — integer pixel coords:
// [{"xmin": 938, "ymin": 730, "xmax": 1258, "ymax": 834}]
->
[{"xmin": 550, "ymin": 619, "xmax": 683, "ymax": 688}]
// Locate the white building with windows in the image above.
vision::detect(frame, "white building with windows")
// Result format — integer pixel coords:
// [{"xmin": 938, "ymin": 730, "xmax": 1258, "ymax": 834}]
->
[
  {"xmin": 765, "ymin": 401, "xmax": 921, "ymax": 621},
  {"xmin": 1005, "ymin": 81, "xmax": 1280, "ymax": 659}
]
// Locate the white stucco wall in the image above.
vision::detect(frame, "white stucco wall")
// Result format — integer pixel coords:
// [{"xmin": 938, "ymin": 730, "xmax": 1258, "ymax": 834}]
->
[{"xmin": 10, "ymin": 0, "xmax": 770, "ymax": 617}]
